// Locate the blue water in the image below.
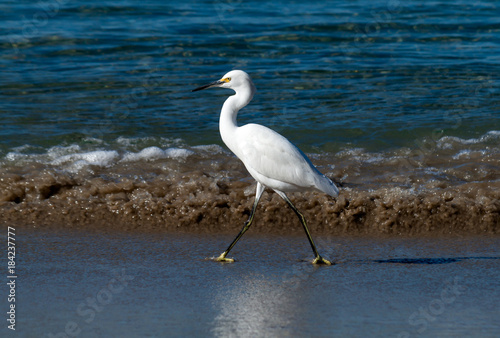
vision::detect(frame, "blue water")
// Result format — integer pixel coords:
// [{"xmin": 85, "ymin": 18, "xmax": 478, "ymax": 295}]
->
[{"xmin": 1, "ymin": 0, "xmax": 499, "ymax": 157}]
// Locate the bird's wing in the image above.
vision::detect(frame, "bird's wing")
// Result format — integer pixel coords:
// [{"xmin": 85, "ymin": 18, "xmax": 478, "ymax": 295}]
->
[{"xmin": 235, "ymin": 124, "xmax": 323, "ymax": 189}]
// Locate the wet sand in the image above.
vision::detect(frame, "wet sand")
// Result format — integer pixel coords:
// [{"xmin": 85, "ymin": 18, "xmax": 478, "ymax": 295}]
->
[
  {"xmin": 14, "ymin": 228, "xmax": 500, "ymax": 337},
  {"xmin": 1, "ymin": 149, "xmax": 499, "ymax": 235}
]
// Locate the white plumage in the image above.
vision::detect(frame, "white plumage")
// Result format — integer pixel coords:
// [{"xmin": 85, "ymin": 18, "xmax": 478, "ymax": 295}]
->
[{"xmin": 193, "ymin": 70, "xmax": 338, "ymax": 265}]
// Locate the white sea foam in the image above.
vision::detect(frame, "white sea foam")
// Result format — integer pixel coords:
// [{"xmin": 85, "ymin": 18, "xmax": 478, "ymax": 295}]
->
[
  {"xmin": 121, "ymin": 146, "xmax": 165, "ymax": 162},
  {"xmin": 5, "ymin": 152, "xmax": 30, "ymax": 162},
  {"xmin": 121, "ymin": 146, "xmax": 194, "ymax": 162},
  {"xmin": 438, "ymin": 130, "xmax": 500, "ymax": 149},
  {"xmin": 3, "ymin": 145, "xmax": 119, "ymax": 171},
  {"xmin": 51, "ymin": 150, "xmax": 120, "ymax": 167},
  {"xmin": 2, "ymin": 141, "xmax": 196, "ymax": 171},
  {"xmin": 163, "ymin": 148, "xmax": 195, "ymax": 159},
  {"xmin": 2, "ymin": 130, "xmax": 498, "ymax": 175},
  {"xmin": 47, "ymin": 145, "xmax": 82, "ymax": 160},
  {"xmin": 452, "ymin": 149, "xmax": 489, "ymax": 160}
]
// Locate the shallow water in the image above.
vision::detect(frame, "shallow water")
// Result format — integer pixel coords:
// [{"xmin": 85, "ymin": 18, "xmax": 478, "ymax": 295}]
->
[{"xmin": 14, "ymin": 229, "xmax": 500, "ymax": 337}]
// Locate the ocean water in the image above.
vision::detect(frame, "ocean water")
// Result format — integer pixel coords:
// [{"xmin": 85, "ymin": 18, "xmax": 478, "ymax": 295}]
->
[{"xmin": 1, "ymin": 0, "xmax": 499, "ymax": 232}]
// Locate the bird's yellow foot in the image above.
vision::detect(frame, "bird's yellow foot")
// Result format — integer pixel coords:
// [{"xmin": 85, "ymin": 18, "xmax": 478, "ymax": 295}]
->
[
  {"xmin": 213, "ymin": 252, "xmax": 235, "ymax": 263},
  {"xmin": 312, "ymin": 256, "xmax": 332, "ymax": 265}
]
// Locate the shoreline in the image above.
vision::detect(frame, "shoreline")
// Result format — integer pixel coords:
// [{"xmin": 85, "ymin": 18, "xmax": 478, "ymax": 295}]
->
[
  {"xmin": 3, "ymin": 182, "xmax": 498, "ymax": 236},
  {"xmin": 8, "ymin": 222, "xmax": 500, "ymax": 243}
]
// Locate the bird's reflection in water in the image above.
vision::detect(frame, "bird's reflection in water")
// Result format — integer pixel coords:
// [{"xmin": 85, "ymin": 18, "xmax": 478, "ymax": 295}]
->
[{"xmin": 210, "ymin": 273, "xmax": 307, "ymax": 336}]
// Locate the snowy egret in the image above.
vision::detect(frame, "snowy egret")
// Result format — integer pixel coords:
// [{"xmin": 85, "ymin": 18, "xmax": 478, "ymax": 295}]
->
[{"xmin": 192, "ymin": 70, "xmax": 338, "ymax": 265}]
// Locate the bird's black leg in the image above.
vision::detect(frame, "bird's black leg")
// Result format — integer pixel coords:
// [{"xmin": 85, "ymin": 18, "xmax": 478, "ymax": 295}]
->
[
  {"xmin": 215, "ymin": 182, "xmax": 264, "ymax": 262},
  {"xmin": 276, "ymin": 191, "xmax": 332, "ymax": 265}
]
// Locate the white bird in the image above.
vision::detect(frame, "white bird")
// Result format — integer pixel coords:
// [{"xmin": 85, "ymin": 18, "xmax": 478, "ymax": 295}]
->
[{"xmin": 192, "ymin": 70, "xmax": 339, "ymax": 265}]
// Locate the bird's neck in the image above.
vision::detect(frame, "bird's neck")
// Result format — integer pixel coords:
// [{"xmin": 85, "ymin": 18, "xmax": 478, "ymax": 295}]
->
[{"xmin": 219, "ymin": 86, "xmax": 254, "ymax": 154}]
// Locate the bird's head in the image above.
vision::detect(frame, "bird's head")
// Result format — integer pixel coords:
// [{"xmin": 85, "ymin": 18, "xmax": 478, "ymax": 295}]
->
[{"xmin": 192, "ymin": 70, "xmax": 255, "ymax": 93}]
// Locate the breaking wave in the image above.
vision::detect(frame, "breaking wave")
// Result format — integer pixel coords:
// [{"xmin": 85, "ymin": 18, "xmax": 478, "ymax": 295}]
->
[{"xmin": 1, "ymin": 133, "xmax": 499, "ymax": 234}]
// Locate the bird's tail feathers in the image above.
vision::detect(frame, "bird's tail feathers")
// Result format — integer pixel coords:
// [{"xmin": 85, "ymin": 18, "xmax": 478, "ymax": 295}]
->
[{"xmin": 317, "ymin": 175, "xmax": 339, "ymax": 198}]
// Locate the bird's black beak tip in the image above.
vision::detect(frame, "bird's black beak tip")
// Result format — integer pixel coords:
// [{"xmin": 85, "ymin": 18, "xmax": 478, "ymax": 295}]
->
[
  {"xmin": 191, "ymin": 80, "xmax": 223, "ymax": 93},
  {"xmin": 191, "ymin": 84, "xmax": 209, "ymax": 92}
]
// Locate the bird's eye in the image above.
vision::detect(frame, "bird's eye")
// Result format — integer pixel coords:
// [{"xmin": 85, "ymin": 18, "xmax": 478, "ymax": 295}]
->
[{"xmin": 223, "ymin": 77, "xmax": 231, "ymax": 83}]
